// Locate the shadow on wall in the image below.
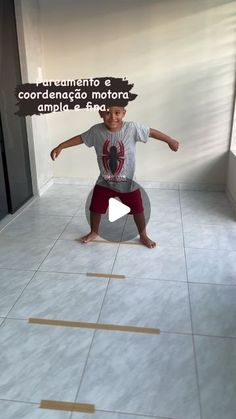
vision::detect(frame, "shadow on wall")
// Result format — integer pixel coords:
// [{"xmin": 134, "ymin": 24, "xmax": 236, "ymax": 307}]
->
[
  {"xmin": 136, "ymin": 147, "xmax": 228, "ymax": 184},
  {"xmin": 39, "ymin": 0, "xmax": 236, "ymax": 53},
  {"xmin": 39, "ymin": 0, "xmax": 236, "ymax": 186},
  {"xmin": 40, "ymin": 0, "xmax": 236, "ymax": 23}
]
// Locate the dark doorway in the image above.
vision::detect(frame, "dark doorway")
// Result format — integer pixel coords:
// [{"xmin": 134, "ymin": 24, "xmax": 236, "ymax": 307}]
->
[{"xmin": 0, "ymin": 0, "xmax": 33, "ymax": 220}]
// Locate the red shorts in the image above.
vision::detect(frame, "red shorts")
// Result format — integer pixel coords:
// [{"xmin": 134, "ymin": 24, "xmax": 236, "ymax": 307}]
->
[{"xmin": 89, "ymin": 185, "xmax": 144, "ymax": 214}]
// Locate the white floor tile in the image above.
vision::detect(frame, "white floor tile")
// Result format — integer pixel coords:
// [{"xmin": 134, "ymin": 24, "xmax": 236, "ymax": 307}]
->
[
  {"xmin": 0, "ymin": 214, "xmax": 72, "ymax": 240},
  {"xmin": 60, "ymin": 214, "xmax": 89, "ymax": 240},
  {"xmin": 184, "ymin": 224, "xmax": 236, "ymax": 250},
  {"xmin": 113, "ymin": 244, "xmax": 187, "ymax": 281},
  {"xmin": 8, "ymin": 271, "xmax": 108, "ymax": 322},
  {"xmin": 0, "ymin": 236, "xmax": 56, "ymax": 270},
  {"xmin": 0, "ymin": 185, "xmax": 235, "ymax": 419},
  {"xmin": 195, "ymin": 335, "xmax": 236, "ymax": 419},
  {"xmin": 39, "ymin": 240, "xmax": 119, "ymax": 274},
  {"xmin": 190, "ymin": 283, "xmax": 236, "ymax": 337},
  {"xmin": 78, "ymin": 331, "xmax": 200, "ymax": 419},
  {"xmin": 0, "ymin": 319, "xmax": 93, "ymax": 403},
  {"xmin": 0, "ymin": 269, "xmax": 35, "ymax": 316},
  {"xmin": 99, "ymin": 278, "xmax": 191, "ymax": 333},
  {"xmin": 0, "ymin": 401, "xmax": 70, "ymax": 419},
  {"xmin": 181, "ymin": 204, "xmax": 236, "ymax": 226},
  {"xmin": 185, "ymin": 248, "xmax": 236, "ymax": 285},
  {"xmin": 72, "ymin": 412, "xmax": 167, "ymax": 419}
]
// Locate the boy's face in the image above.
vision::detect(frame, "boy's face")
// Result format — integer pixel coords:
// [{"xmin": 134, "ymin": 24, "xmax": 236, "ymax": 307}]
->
[{"xmin": 99, "ymin": 107, "xmax": 126, "ymax": 132}]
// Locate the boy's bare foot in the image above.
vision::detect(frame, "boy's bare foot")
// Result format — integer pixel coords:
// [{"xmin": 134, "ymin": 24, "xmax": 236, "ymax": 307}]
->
[
  {"xmin": 80, "ymin": 231, "xmax": 98, "ymax": 243},
  {"xmin": 140, "ymin": 234, "xmax": 156, "ymax": 249}
]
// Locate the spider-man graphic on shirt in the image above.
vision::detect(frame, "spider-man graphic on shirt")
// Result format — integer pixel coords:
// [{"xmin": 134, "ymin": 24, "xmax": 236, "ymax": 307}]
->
[
  {"xmin": 81, "ymin": 121, "xmax": 150, "ymax": 190},
  {"xmin": 102, "ymin": 139, "xmax": 126, "ymax": 181}
]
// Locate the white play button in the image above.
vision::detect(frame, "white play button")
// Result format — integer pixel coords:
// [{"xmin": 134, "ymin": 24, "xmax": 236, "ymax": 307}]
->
[{"xmin": 108, "ymin": 198, "xmax": 131, "ymax": 222}]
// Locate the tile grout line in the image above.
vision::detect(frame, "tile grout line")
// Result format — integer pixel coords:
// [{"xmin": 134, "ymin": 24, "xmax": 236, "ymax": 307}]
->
[
  {"xmin": 51, "ymin": 207, "xmax": 80, "ymax": 242},
  {"xmin": 29, "ymin": 235, "xmax": 236, "ymax": 252},
  {"xmin": 90, "ymin": 409, "xmax": 175, "ymax": 419},
  {"xmin": 30, "ymin": 209, "xmax": 77, "ymax": 272},
  {"xmin": 2, "ymin": 315, "xmax": 236, "ymax": 341},
  {"xmin": 0, "ymin": 272, "xmax": 39, "ymax": 329},
  {"xmin": 68, "ymin": 205, "xmax": 168, "ymax": 418},
  {"xmin": 159, "ymin": 330, "xmax": 236, "ymax": 340},
  {"xmin": 2, "ymin": 266, "xmax": 236, "ymax": 287},
  {"xmin": 67, "ymin": 227, "xmax": 123, "ymax": 419},
  {"xmin": 0, "ymin": 203, "xmax": 84, "ymax": 328},
  {"xmin": 25, "ymin": 200, "xmax": 96, "ymax": 419},
  {"xmin": 0, "ymin": 398, "xmax": 38, "ymax": 406},
  {"xmin": 24, "ymin": 197, "xmax": 93, "ymax": 418},
  {"xmin": 0, "ymin": 210, "xmax": 78, "ymax": 328},
  {"xmin": 178, "ymin": 188, "xmax": 203, "ymax": 419},
  {"xmin": 0, "ymin": 196, "xmax": 39, "ymax": 234},
  {"xmin": 2, "ymin": 265, "xmax": 236, "ymax": 286},
  {"xmin": 0, "ymin": 193, "xmax": 102, "ymax": 414},
  {"xmin": 0, "ymin": 398, "xmax": 175, "ymax": 418},
  {"xmin": 2, "ymin": 188, "xmax": 235, "ymax": 416}
]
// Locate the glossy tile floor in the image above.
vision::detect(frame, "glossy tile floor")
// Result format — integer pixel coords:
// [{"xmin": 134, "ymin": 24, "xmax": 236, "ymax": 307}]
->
[{"xmin": 0, "ymin": 184, "xmax": 236, "ymax": 419}]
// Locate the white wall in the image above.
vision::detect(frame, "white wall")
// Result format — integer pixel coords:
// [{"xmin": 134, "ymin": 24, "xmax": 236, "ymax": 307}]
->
[
  {"xmin": 226, "ymin": 82, "xmax": 236, "ymax": 204},
  {"xmin": 15, "ymin": 0, "xmax": 53, "ymax": 194},
  {"xmin": 227, "ymin": 151, "xmax": 236, "ymax": 204},
  {"xmin": 21, "ymin": 0, "xmax": 236, "ymax": 187}
]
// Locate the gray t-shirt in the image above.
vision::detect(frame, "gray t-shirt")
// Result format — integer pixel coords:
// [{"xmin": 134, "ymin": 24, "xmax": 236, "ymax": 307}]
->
[{"xmin": 81, "ymin": 121, "xmax": 149, "ymax": 192}]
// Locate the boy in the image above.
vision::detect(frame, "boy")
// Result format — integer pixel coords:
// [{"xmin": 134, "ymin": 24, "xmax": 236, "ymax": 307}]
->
[{"xmin": 51, "ymin": 107, "xmax": 179, "ymax": 248}]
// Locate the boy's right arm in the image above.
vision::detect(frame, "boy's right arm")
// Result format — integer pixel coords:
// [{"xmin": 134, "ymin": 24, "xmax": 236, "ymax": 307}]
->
[{"xmin": 50, "ymin": 135, "xmax": 84, "ymax": 160}]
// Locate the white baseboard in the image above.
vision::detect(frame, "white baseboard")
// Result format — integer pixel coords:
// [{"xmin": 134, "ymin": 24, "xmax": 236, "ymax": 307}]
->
[
  {"xmin": 226, "ymin": 188, "xmax": 236, "ymax": 214},
  {"xmin": 0, "ymin": 179, "xmax": 229, "ymax": 233},
  {"xmin": 178, "ymin": 182, "xmax": 225, "ymax": 192},
  {"xmin": 53, "ymin": 177, "xmax": 225, "ymax": 191},
  {"xmin": 53, "ymin": 177, "xmax": 95, "ymax": 186},
  {"xmin": 38, "ymin": 178, "xmax": 54, "ymax": 196},
  {"xmin": 0, "ymin": 196, "xmax": 37, "ymax": 233}
]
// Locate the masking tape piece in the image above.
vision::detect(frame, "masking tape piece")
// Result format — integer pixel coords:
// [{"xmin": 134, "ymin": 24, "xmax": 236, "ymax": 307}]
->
[
  {"xmin": 40, "ymin": 400, "xmax": 95, "ymax": 413},
  {"xmin": 29, "ymin": 318, "xmax": 160, "ymax": 334},
  {"xmin": 86, "ymin": 272, "xmax": 126, "ymax": 279}
]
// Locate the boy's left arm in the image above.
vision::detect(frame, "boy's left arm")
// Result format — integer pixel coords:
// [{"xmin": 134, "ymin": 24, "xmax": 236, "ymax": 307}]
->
[{"xmin": 149, "ymin": 128, "xmax": 179, "ymax": 152}]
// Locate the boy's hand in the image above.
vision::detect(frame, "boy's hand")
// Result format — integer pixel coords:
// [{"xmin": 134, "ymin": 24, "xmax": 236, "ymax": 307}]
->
[
  {"xmin": 50, "ymin": 146, "xmax": 62, "ymax": 160},
  {"xmin": 168, "ymin": 139, "xmax": 179, "ymax": 152}
]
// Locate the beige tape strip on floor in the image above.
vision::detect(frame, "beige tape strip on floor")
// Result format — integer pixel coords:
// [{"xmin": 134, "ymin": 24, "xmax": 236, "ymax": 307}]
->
[
  {"xmin": 86, "ymin": 272, "xmax": 126, "ymax": 279},
  {"xmin": 29, "ymin": 318, "xmax": 160, "ymax": 334},
  {"xmin": 40, "ymin": 400, "xmax": 95, "ymax": 413}
]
